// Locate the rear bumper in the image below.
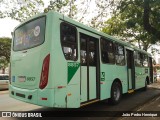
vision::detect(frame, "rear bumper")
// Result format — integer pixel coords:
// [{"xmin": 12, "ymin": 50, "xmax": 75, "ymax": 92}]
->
[{"xmin": 9, "ymin": 85, "xmax": 55, "ymax": 107}]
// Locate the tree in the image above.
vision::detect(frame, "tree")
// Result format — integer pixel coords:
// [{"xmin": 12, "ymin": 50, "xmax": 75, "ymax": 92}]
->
[
  {"xmin": 143, "ymin": 0, "xmax": 160, "ymax": 40},
  {"xmin": 44, "ymin": 0, "xmax": 114, "ymax": 29},
  {"xmin": 0, "ymin": 0, "xmax": 44, "ymax": 22},
  {"xmin": 102, "ymin": 0, "xmax": 157, "ymax": 51},
  {"xmin": 111, "ymin": 0, "xmax": 160, "ymax": 42},
  {"xmin": 0, "ymin": 37, "xmax": 11, "ymax": 74},
  {"xmin": 0, "ymin": 56, "xmax": 9, "ymax": 74},
  {"xmin": 0, "ymin": 0, "xmax": 114, "ymax": 30}
]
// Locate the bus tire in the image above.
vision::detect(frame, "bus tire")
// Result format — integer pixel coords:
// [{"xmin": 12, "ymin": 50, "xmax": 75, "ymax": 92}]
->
[
  {"xmin": 109, "ymin": 81, "xmax": 122, "ymax": 105},
  {"xmin": 143, "ymin": 80, "xmax": 148, "ymax": 91}
]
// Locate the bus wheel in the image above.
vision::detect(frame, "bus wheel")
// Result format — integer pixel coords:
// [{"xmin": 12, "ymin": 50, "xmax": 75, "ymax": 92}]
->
[
  {"xmin": 143, "ymin": 80, "xmax": 148, "ymax": 91},
  {"xmin": 109, "ymin": 81, "xmax": 122, "ymax": 105}
]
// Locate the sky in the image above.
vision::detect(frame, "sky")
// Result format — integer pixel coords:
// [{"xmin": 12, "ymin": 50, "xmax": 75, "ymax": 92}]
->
[
  {"xmin": 0, "ymin": 0, "xmax": 51, "ymax": 38},
  {"xmin": 0, "ymin": 0, "xmax": 96, "ymax": 38},
  {"xmin": 0, "ymin": 0, "xmax": 160, "ymax": 63},
  {"xmin": 0, "ymin": 18, "xmax": 19, "ymax": 37}
]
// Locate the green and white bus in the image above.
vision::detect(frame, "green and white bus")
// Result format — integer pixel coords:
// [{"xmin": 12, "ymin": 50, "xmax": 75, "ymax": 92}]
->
[{"xmin": 9, "ymin": 11, "xmax": 153, "ymax": 108}]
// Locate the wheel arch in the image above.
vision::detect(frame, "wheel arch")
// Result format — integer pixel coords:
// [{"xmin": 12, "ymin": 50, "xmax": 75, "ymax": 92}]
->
[
  {"xmin": 111, "ymin": 78, "xmax": 123, "ymax": 93},
  {"xmin": 109, "ymin": 78, "xmax": 123, "ymax": 105},
  {"xmin": 146, "ymin": 76, "xmax": 149, "ymax": 85}
]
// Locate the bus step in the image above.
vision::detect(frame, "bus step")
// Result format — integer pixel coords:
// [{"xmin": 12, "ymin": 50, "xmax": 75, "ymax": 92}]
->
[
  {"xmin": 81, "ymin": 99, "xmax": 100, "ymax": 107},
  {"xmin": 128, "ymin": 89, "xmax": 134, "ymax": 93}
]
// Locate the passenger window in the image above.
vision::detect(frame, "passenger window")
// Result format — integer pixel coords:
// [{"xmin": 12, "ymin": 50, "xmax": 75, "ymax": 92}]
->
[
  {"xmin": 80, "ymin": 34, "xmax": 97, "ymax": 66},
  {"xmin": 143, "ymin": 55, "xmax": 148, "ymax": 67},
  {"xmin": 134, "ymin": 52, "xmax": 142, "ymax": 67},
  {"xmin": 80, "ymin": 37, "xmax": 87, "ymax": 66},
  {"xmin": 60, "ymin": 23, "xmax": 77, "ymax": 61},
  {"xmin": 115, "ymin": 44, "xmax": 125, "ymax": 65},
  {"xmin": 101, "ymin": 38, "xmax": 115, "ymax": 64},
  {"xmin": 89, "ymin": 40, "xmax": 96, "ymax": 66}
]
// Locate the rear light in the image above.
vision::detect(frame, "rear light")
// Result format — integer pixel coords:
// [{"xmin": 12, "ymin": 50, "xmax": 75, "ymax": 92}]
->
[
  {"xmin": 9, "ymin": 63, "xmax": 11, "ymax": 84},
  {"xmin": 39, "ymin": 54, "xmax": 50, "ymax": 89},
  {"xmin": 41, "ymin": 97, "xmax": 47, "ymax": 100}
]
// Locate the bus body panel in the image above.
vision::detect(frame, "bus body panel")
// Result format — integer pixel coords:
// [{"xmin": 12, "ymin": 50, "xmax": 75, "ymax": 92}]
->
[
  {"xmin": 135, "ymin": 67, "xmax": 149, "ymax": 89},
  {"xmin": 66, "ymin": 63, "xmax": 80, "ymax": 108},
  {"xmin": 9, "ymin": 84, "xmax": 38, "ymax": 105},
  {"xmin": 10, "ymin": 14, "xmax": 51, "ymax": 90},
  {"xmin": 11, "ymin": 46, "xmax": 44, "ymax": 89},
  {"xmin": 135, "ymin": 67, "xmax": 143, "ymax": 89},
  {"xmin": 80, "ymin": 67, "xmax": 88, "ymax": 102},
  {"xmin": 100, "ymin": 64, "xmax": 128, "ymax": 100},
  {"xmin": 9, "ymin": 11, "xmax": 152, "ymax": 108},
  {"xmin": 37, "ymin": 88, "xmax": 55, "ymax": 107},
  {"xmin": 9, "ymin": 84, "xmax": 55, "ymax": 107},
  {"xmin": 49, "ymin": 15, "xmax": 68, "ymax": 107},
  {"xmin": 100, "ymin": 64, "xmax": 115, "ymax": 100},
  {"xmin": 50, "ymin": 17, "xmax": 81, "ymax": 107},
  {"xmin": 89, "ymin": 67, "xmax": 97, "ymax": 100},
  {"xmin": 67, "ymin": 84, "xmax": 80, "ymax": 108}
]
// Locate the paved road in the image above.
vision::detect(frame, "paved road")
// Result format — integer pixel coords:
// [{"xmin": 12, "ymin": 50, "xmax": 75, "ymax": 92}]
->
[
  {"xmin": 119, "ymin": 95, "xmax": 160, "ymax": 120},
  {"xmin": 0, "ymin": 92, "xmax": 42, "ymax": 111},
  {"xmin": 0, "ymin": 87, "xmax": 160, "ymax": 120}
]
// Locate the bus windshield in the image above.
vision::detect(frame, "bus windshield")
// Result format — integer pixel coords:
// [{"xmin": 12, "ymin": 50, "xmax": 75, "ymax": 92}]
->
[{"xmin": 13, "ymin": 16, "xmax": 46, "ymax": 51}]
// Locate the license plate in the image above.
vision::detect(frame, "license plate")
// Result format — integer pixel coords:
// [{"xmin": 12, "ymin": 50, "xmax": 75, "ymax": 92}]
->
[{"xmin": 18, "ymin": 76, "xmax": 26, "ymax": 82}]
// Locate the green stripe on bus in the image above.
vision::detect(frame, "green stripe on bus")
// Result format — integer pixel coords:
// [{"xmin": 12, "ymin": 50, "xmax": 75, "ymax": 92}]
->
[{"xmin": 68, "ymin": 62, "xmax": 80, "ymax": 84}]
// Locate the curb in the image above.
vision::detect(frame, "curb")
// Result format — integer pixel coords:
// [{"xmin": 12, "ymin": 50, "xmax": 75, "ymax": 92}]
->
[
  {"xmin": 132, "ymin": 91, "xmax": 160, "ymax": 111},
  {"xmin": 0, "ymin": 90, "xmax": 9, "ymax": 95}
]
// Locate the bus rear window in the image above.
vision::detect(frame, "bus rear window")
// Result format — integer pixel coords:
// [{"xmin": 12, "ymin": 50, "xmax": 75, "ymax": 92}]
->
[{"xmin": 13, "ymin": 16, "xmax": 46, "ymax": 51}]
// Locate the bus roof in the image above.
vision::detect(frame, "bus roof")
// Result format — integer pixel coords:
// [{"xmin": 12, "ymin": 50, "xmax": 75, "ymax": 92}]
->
[
  {"xmin": 13, "ymin": 11, "xmax": 151, "ymax": 57},
  {"xmin": 58, "ymin": 11, "xmax": 151, "ymax": 57}
]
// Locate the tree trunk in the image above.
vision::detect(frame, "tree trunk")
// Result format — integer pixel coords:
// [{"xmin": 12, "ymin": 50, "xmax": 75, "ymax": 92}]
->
[{"xmin": 143, "ymin": 0, "xmax": 160, "ymax": 40}]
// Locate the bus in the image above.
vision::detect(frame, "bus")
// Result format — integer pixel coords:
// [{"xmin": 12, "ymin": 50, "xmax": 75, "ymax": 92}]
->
[{"xmin": 9, "ymin": 11, "xmax": 153, "ymax": 108}]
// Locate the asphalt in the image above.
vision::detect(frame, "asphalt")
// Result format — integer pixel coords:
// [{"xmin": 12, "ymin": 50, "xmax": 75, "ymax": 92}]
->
[
  {"xmin": 118, "ymin": 79, "xmax": 160, "ymax": 120},
  {"xmin": 0, "ymin": 80, "xmax": 160, "ymax": 120}
]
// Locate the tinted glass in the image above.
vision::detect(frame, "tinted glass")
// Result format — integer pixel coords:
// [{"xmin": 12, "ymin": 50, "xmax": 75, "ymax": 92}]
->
[
  {"xmin": 14, "ymin": 17, "xmax": 46, "ymax": 51},
  {"xmin": 89, "ymin": 40, "xmax": 96, "ymax": 66},
  {"xmin": 143, "ymin": 55, "xmax": 148, "ymax": 67},
  {"xmin": 134, "ymin": 52, "xmax": 142, "ymax": 67},
  {"xmin": 61, "ymin": 24, "xmax": 76, "ymax": 43},
  {"xmin": 115, "ymin": 44, "xmax": 125, "ymax": 65},
  {"xmin": 61, "ymin": 23, "xmax": 77, "ymax": 61},
  {"xmin": 80, "ymin": 37, "xmax": 87, "ymax": 66},
  {"xmin": 101, "ymin": 38, "xmax": 115, "ymax": 64}
]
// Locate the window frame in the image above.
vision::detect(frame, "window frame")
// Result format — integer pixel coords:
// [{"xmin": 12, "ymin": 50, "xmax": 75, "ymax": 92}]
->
[
  {"xmin": 134, "ymin": 51, "xmax": 142, "ymax": 67},
  {"xmin": 142, "ymin": 54, "xmax": 149, "ymax": 67},
  {"xmin": 60, "ymin": 22, "xmax": 78, "ymax": 61},
  {"xmin": 13, "ymin": 16, "xmax": 46, "ymax": 51},
  {"xmin": 115, "ymin": 43, "xmax": 126, "ymax": 66},
  {"xmin": 80, "ymin": 33, "xmax": 97, "ymax": 66},
  {"xmin": 134, "ymin": 51, "xmax": 149, "ymax": 67},
  {"xmin": 100, "ymin": 37, "xmax": 115, "ymax": 64}
]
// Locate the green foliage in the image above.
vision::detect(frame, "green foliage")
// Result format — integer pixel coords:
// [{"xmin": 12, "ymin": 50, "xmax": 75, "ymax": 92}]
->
[
  {"xmin": 0, "ymin": 56, "xmax": 8, "ymax": 70},
  {"xmin": 0, "ymin": 37, "xmax": 11, "ymax": 71},
  {"xmin": 102, "ymin": 0, "xmax": 158, "ymax": 51},
  {"xmin": 44, "ymin": 0, "xmax": 77, "ymax": 19},
  {"xmin": 44, "ymin": 0, "xmax": 114, "ymax": 29},
  {"xmin": 0, "ymin": 0, "xmax": 44, "ymax": 22},
  {"xmin": 0, "ymin": 37, "xmax": 11, "ymax": 62}
]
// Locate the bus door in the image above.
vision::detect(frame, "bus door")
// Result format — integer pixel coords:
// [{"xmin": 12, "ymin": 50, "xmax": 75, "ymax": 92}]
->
[
  {"xmin": 126, "ymin": 49, "xmax": 135, "ymax": 90},
  {"xmin": 80, "ymin": 33, "xmax": 100, "ymax": 103}
]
